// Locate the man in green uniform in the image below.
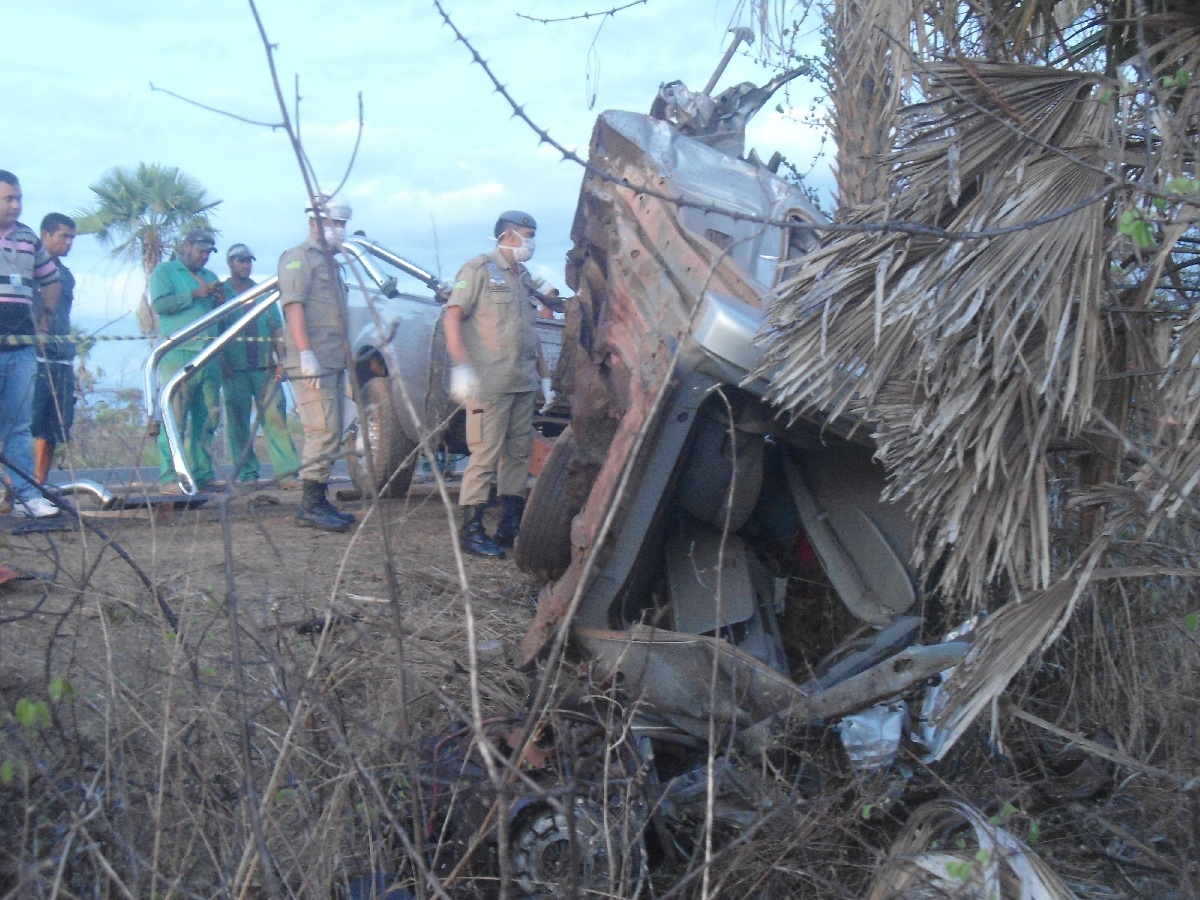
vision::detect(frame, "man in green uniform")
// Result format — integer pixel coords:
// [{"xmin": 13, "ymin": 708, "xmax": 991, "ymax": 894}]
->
[
  {"xmin": 278, "ymin": 196, "xmax": 356, "ymax": 532},
  {"xmin": 219, "ymin": 243, "xmax": 300, "ymax": 487},
  {"xmin": 150, "ymin": 227, "xmax": 223, "ymax": 490},
  {"xmin": 444, "ymin": 210, "xmax": 552, "ymax": 558}
]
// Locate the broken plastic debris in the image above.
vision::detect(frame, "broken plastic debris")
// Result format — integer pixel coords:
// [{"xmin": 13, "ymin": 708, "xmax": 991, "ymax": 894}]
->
[{"xmin": 838, "ymin": 701, "xmax": 907, "ymax": 771}]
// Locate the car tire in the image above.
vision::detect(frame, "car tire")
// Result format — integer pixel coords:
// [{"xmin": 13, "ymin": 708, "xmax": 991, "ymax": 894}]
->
[
  {"xmin": 350, "ymin": 377, "xmax": 418, "ymax": 499},
  {"xmin": 515, "ymin": 426, "xmax": 576, "ymax": 579}
]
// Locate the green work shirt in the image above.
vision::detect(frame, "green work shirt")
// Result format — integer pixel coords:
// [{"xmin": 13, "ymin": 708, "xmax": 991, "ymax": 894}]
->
[
  {"xmin": 445, "ymin": 249, "xmax": 539, "ymax": 399},
  {"xmin": 221, "ymin": 280, "xmax": 283, "ymax": 373},
  {"xmin": 150, "ymin": 257, "xmax": 219, "ymax": 352},
  {"xmin": 277, "ymin": 238, "xmax": 348, "ymax": 374}
]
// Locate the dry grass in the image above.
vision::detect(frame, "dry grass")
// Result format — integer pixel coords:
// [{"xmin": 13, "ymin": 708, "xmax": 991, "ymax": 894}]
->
[{"xmin": 3, "ymin": 484, "xmax": 1198, "ymax": 897}]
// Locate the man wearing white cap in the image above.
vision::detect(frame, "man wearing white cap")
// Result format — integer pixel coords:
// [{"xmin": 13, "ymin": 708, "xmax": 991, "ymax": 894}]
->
[{"xmin": 277, "ymin": 196, "xmax": 356, "ymax": 532}]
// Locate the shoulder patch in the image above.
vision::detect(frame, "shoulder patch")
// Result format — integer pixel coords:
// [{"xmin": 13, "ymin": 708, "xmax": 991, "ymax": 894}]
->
[
  {"xmin": 454, "ymin": 280, "xmax": 469, "ymax": 290},
  {"xmin": 285, "ymin": 260, "xmax": 303, "ymax": 270}
]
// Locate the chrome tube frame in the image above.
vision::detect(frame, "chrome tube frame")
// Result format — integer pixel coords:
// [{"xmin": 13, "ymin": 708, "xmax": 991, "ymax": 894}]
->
[
  {"xmin": 143, "ymin": 277, "xmax": 280, "ymax": 422},
  {"xmin": 54, "ymin": 479, "xmax": 117, "ymax": 509},
  {"xmin": 151, "ymin": 235, "xmax": 445, "ymax": 493},
  {"xmin": 157, "ymin": 285, "xmax": 282, "ymax": 494},
  {"xmin": 342, "ymin": 236, "xmax": 447, "ymax": 296},
  {"xmin": 339, "ymin": 241, "xmax": 391, "ymax": 292}
]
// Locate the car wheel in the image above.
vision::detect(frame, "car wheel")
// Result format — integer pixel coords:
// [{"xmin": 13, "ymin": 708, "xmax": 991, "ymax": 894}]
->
[
  {"xmin": 350, "ymin": 377, "xmax": 418, "ymax": 499},
  {"xmin": 515, "ymin": 426, "xmax": 576, "ymax": 579}
]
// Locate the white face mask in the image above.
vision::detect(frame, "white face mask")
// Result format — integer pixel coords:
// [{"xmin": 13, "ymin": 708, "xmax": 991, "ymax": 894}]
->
[
  {"xmin": 509, "ymin": 234, "xmax": 535, "ymax": 263},
  {"xmin": 322, "ymin": 223, "xmax": 346, "ymax": 248}
]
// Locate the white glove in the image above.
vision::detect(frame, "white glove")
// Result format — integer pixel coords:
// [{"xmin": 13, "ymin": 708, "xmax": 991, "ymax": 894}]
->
[
  {"xmin": 539, "ymin": 376, "xmax": 557, "ymax": 413},
  {"xmin": 450, "ymin": 363, "xmax": 479, "ymax": 405},
  {"xmin": 299, "ymin": 350, "xmax": 321, "ymax": 389}
]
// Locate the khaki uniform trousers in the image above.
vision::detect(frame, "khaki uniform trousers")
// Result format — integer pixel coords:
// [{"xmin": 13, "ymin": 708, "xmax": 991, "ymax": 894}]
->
[
  {"xmin": 459, "ymin": 391, "xmax": 535, "ymax": 507},
  {"xmin": 291, "ymin": 370, "xmax": 345, "ymax": 483}
]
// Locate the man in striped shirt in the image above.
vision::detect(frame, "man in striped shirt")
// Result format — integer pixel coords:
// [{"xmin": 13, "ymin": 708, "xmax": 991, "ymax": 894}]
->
[{"xmin": 0, "ymin": 171, "xmax": 62, "ymax": 517}]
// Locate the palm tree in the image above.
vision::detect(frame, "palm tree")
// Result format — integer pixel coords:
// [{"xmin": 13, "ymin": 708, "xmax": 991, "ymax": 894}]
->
[
  {"xmin": 747, "ymin": 2, "xmax": 1199, "ymax": 746},
  {"xmin": 75, "ymin": 163, "xmax": 221, "ymax": 336}
]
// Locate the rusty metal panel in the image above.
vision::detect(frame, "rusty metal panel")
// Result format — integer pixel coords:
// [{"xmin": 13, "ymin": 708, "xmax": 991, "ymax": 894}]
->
[{"xmin": 522, "ymin": 112, "xmax": 818, "ymax": 663}]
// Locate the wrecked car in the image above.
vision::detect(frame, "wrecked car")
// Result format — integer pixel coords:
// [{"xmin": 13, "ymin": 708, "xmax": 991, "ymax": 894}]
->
[
  {"xmin": 515, "ymin": 77, "xmax": 972, "ymax": 771},
  {"xmin": 394, "ymin": 89, "xmax": 979, "ymax": 888},
  {"xmin": 145, "ymin": 236, "xmax": 568, "ymax": 497}
]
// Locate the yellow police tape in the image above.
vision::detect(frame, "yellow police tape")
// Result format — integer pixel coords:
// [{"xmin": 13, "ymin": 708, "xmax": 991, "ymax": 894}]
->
[{"xmin": 0, "ymin": 333, "xmax": 275, "ymax": 346}]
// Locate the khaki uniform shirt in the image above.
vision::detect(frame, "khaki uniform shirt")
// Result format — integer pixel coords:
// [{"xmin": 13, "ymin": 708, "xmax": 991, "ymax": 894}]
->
[
  {"xmin": 277, "ymin": 238, "xmax": 348, "ymax": 374},
  {"xmin": 446, "ymin": 249, "xmax": 539, "ymax": 399}
]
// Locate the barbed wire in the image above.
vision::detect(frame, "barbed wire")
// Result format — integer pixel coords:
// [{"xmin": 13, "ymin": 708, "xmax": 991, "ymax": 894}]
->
[
  {"xmin": 432, "ymin": 1, "xmax": 1122, "ymax": 242},
  {"xmin": 515, "ymin": 0, "xmax": 647, "ymax": 25}
]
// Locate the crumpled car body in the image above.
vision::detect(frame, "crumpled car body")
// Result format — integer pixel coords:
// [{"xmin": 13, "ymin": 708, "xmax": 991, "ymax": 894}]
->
[{"xmin": 517, "ymin": 97, "xmax": 970, "ymax": 758}]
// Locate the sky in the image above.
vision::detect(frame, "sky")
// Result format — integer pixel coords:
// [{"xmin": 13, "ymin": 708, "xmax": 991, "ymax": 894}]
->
[{"xmin": 7, "ymin": 0, "xmax": 830, "ymax": 388}]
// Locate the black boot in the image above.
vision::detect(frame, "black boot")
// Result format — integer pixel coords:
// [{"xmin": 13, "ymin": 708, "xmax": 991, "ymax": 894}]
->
[
  {"xmin": 315, "ymin": 482, "xmax": 356, "ymax": 526},
  {"xmin": 460, "ymin": 505, "xmax": 505, "ymax": 558},
  {"xmin": 493, "ymin": 494, "xmax": 525, "ymax": 549},
  {"xmin": 295, "ymin": 480, "xmax": 351, "ymax": 532}
]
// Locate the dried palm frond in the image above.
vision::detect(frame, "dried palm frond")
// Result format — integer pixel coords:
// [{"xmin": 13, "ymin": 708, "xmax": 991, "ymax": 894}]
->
[
  {"xmin": 920, "ymin": 552, "xmax": 1101, "ymax": 760},
  {"xmin": 866, "ymin": 799, "xmax": 1076, "ymax": 900},
  {"xmin": 759, "ymin": 63, "xmax": 1114, "ymax": 607}
]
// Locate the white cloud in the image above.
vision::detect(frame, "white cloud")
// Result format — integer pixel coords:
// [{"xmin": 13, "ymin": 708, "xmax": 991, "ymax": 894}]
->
[
  {"xmin": 71, "ymin": 269, "xmax": 145, "ymax": 322},
  {"xmin": 382, "ymin": 182, "xmax": 508, "ymax": 219},
  {"xmin": 351, "ymin": 180, "xmax": 382, "ymax": 198}
]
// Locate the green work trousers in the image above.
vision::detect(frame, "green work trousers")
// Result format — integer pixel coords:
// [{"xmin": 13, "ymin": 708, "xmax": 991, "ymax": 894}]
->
[
  {"xmin": 223, "ymin": 368, "xmax": 300, "ymax": 482},
  {"xmin": 157, "ymin": 346, "xmax": 221, "ymax": 486}
]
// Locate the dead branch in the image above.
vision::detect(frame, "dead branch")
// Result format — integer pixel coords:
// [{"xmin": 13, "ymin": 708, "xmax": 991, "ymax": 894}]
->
[{"xmin": 148, "ymin": 82, "xmax": 283, "ymax": 128}]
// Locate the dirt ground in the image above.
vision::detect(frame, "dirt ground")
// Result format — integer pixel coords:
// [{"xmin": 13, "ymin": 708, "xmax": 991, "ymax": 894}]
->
[
  {"xmin": 0, "ymin": 476, "xmax": 555, "ymax": 894},
  {"xmin": 1, "ymin": 477, "xmax": 541, "ymax": 658}
]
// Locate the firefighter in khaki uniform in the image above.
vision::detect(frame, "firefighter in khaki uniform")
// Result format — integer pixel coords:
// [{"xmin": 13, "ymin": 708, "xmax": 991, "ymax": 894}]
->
[
  {"xmin": 278, "ymin": 195, "xmax": 357, "ymax": 533},
  {"xmin": 444, "ymin": 210, "xmax": 556, "ymax": 558}
]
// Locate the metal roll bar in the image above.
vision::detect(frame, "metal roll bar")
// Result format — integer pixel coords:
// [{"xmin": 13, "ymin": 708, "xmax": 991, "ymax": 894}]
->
[
  {"xmin": 143, "ymin": 277, "xmax": 280, "ymax": 423},
  {"xmin": 342, "ymin": 236, "xmax": 448, "ymax": 297},
  {"xmin": 146, "ymin": 236, "xmax": 444, "ymax": 494},
  {"xmin": 157, "ymin": 287, "xmax": 283, "ymax": 494}
]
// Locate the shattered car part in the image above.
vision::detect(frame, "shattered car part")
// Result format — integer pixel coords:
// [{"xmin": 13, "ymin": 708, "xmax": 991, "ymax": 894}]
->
[
  {"xmin": 838, "ymin": 701, "xmax": 907, "ymax": 772},
  {"xmin": 574, "ymin": 625, "xmax": 966, "ymax": 752},
  {"xmin": 915, "ymin": 615, "xmax": 985, "ymax": 760},
  {"xmin": 574, "ymin": 625, "xmax": 809, "ymax": 744},
  {"xmin": 409, "ymin": 713, "xmax": 649, "ymax": 898},
  {"xmin": 512, "ymin": 797, "xmax": 646, "ymax": 898}
]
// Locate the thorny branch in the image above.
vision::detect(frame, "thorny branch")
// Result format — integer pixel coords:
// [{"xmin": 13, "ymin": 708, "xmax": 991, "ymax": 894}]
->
[{"xmin": 516, "ymin": 0, "xmax": 647, "ymax": 24}]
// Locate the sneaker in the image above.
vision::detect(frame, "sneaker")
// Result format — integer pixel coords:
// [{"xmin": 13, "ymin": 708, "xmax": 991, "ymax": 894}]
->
[{"xmin": 12, "ymin": 496, "xmax": 61, "ymax": 518}]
